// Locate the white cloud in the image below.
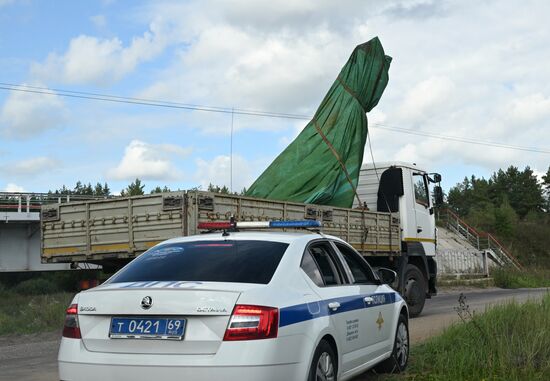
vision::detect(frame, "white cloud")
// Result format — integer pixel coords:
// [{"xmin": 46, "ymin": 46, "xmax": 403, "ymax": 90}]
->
[
  {"xmin": 90, "ymin": 14, "xmax": 107, "ymax": 29},
  {"xmin": 0, "ymin": 84, "xmax": 66, "ymax": 138},
  {"xmin": 130, "ymin": 0, "xmax": 550, "ymax": 177},
  {"xmin": 137, "ymin": 1, "xmax": 373, "ymax": 118},
  {"xmin": 13, "ymin": 156, "xmax": 59, "ymax": 174},
  {"xmin": 397, "ymin": 76, "xmax": 456, "ymax": 123},
  {"xmin": 509, "ymin": 93, "xmax": 550, "ymax": 125},
  {"xmin": 107, "ymin": 140, "xmax": 191, "ymax": 181},
  {"xmin": 2, "ymin": 156, "xmax": 59, "ymax": 176},
  {"xmin": 3, "ymin": 183, "xmax": 25, "ymax": 192},
  {"xmin": 194, "ymin": 154, "xmax": 255, "ymax": 192},
  {"xmin": 9, "ymin": 0, "xmax": 550, "ymax": 190},
  {"xmin": 31, "ymin": 19, "xmax": 170, "ymax": 85}
]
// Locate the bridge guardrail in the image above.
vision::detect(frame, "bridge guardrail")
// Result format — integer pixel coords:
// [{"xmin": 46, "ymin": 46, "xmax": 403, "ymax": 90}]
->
[{"xmin": 0, "ymin": 192, "xmax": 111, "ymax": 214}]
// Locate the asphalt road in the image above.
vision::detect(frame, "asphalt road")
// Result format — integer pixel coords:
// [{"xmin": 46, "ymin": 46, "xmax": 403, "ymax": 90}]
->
[{"xmin": 0, "ymin": 287, "xmax": 547, "ymax": 381}]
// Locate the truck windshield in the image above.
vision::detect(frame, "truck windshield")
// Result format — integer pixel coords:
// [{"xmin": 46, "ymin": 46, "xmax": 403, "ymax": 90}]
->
[{"xmin": 108, "ymin": 240, "xmax": 289, "ymax": 285}]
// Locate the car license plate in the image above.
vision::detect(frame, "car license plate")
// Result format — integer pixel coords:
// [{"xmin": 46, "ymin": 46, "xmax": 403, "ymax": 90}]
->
[{"xmin": 110, "ymin": 317, "xmax": 186, "ymax": 340}]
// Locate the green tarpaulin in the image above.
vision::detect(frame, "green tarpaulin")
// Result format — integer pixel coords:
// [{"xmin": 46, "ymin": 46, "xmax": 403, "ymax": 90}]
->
[{"xmin": 246, "ymin": 37, "xmax": 392, "ymax": 208}]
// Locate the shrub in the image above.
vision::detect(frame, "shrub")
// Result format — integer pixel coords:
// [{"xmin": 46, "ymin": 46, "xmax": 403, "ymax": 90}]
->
[
  {"xmin": 492, "ymin": 267, "xmax": 550, "ymax": 288},
  {"xmin": 0, "ymin": 291, "xmax": 73, "ymax": 335},
  {"xmin": 13, "ymin": 278, "xmax": 60, "ymax": 295}
]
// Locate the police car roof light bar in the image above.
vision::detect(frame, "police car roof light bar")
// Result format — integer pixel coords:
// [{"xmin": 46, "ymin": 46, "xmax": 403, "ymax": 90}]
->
[{"xmin": 197, "ymin": 219, "xmax": 321, "ymax": 231}]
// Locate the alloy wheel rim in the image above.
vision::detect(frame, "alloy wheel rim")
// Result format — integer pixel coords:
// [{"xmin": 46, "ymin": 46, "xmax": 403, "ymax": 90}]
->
[
  {"xmin": 395, "ymin": 322, "xmax": 409, "ymax": 367},
  {"xmin": 316, "ymin": 352, "xmax": 335, "ymax": 381}
]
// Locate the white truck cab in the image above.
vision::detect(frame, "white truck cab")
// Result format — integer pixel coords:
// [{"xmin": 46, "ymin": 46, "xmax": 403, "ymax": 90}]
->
[{"xmin": 354, "ymin": 162, "xmax": 442, "ymax": 316}]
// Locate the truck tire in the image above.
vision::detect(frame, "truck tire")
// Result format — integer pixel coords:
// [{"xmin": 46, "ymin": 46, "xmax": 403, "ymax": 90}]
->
[{"xmin": 403, "ymin": 264, "xmax": 426, "ymax": 317}]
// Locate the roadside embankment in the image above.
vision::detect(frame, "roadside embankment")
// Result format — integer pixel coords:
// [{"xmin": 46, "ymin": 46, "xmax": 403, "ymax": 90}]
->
[{"xmin": 380, "ymin": 292, "xmax": 550, "ymax": 381}]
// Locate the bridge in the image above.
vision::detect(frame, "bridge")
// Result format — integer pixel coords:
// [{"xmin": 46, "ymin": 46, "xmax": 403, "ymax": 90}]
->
[{"xmin": 0, "ymin": 192, "xmax": 96, "ymax": 272}]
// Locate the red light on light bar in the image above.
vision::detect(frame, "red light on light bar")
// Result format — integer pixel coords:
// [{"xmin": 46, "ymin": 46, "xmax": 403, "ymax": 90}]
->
[{"xmin": 197, "ymin": 222, "xmax": 233, "ymax": 230}]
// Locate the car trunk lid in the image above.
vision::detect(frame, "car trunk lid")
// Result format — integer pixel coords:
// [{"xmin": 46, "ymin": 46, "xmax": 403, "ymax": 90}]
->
[{"xmin": 76, "ymin": 282, "xmax": 255, "ymax": 355}]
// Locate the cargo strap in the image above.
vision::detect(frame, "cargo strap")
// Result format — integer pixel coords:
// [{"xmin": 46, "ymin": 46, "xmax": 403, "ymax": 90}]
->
[
  {"xmin": 337, "ymin": 75, "xmax": 367, "ymax": 113},
  {"xmin": 311, "ymin": 118, "xmax": 364, "ymax": 209}
]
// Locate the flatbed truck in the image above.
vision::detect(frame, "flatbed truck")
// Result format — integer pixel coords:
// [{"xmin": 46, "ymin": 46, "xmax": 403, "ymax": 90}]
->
[{"xmin": 41, "ymin": 162, "xmax": 441, "ymax": 316}]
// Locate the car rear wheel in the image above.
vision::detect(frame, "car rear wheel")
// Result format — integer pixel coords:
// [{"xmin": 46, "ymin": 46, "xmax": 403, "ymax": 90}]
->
[
  {"xmin": 374, "ymin": 314, "xmax": 409, "ymax": 373},
  {"xmin": 308, "ymin": 339, "xmax": 337, "ymax": 381}
]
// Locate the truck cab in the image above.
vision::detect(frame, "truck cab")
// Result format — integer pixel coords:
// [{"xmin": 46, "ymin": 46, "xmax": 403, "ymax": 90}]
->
[{"xmin": 354, "ymin": 162, "xmax": 441, "ymax": 316}]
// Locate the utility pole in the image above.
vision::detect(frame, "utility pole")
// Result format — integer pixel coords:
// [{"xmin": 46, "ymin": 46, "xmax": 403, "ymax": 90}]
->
[{"xmin": 230, "ymin": 108, "xmax": 234, "ymax": 193}]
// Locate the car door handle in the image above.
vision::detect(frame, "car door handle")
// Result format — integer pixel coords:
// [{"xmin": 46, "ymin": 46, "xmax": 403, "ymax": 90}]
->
[
  {"xmin": 417, "ymin": 226, "xmax": 423, "ymax": 233},
  {"xmin": 364, "ymin": 296, "xmax": 374, "ymax": 304},
  {"xmin": 328, "ymin": 302, "xmax": 340, "ymax": 311}
]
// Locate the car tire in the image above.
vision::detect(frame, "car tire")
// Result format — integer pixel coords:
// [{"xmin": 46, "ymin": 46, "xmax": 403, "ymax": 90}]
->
[
  {"xmin": 308, "ymin": 339, "xmax": 337, "ymax": 381},
  {"xmin": 374, "ymin": 314, "xmax": 409, "ymax": 373},
  {"xmin": 403, "ymin": 264, "xmax": 426, "ymax": 317}
]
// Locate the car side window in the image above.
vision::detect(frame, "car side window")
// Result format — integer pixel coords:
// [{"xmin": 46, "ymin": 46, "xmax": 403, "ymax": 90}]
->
[
  {"xmin": 300, "ymin": 250, "xmax": 325, "ymax": 287},
  {"xmin": 335, "ymin": 242, "xmax": 377, "ymax": 284},
  {"xmin": 307, "ymin": 242, "xmax": 344, "ymax": 286}
]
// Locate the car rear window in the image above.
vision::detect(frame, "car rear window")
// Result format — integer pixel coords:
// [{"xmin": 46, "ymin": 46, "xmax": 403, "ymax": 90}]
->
[{"xmin": 108, "ymin": 240, "xmax": 289, "ymax": 285}]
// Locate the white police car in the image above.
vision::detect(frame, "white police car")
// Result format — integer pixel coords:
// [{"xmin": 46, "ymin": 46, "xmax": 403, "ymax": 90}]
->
[{"xmin": 58, "ymin": 221, "xmax": 409, "ymax": 381}]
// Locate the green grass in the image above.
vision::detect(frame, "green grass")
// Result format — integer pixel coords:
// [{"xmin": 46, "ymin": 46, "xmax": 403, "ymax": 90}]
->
[
  {"xmin": 492, "ymin": 267, "xmax": 550, "ymax": 288},
  {"xmin": 383, "ymin": 294, "xmax": 550, "ymax": 381},
  {"xmin": 0, "ymin": 289, "xmax": 74, "ymax": 335}
]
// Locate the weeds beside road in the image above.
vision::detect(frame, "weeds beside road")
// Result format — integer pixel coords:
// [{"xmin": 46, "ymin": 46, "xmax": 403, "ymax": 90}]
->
[
  {"xmin": 492, "ymin": 267, "xmax": 550, "ymax": 288},
  {"xmin": 0, "ymin": 284, "xmax": 73, "ymax": 335},
  {"xmin": 382, "ymin": 293, "xmax": 550, "ymax": 381}
]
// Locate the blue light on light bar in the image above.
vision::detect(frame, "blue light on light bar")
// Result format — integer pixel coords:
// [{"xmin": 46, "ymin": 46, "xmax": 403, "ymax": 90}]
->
[{"xmin": 269, "ymin": 220, "xmax": 322, "ymax": 228}]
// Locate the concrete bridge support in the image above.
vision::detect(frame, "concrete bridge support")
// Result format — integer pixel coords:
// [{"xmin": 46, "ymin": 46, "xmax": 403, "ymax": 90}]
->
[{"xmin": 0, "ymin": 211, "xmax": 69, "ymax": 272}]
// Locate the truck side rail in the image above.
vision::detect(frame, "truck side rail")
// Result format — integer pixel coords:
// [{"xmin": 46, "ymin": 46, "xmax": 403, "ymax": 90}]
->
[{"xmin": 41, "ymin": 191, "xmax": 401, "ymax": 264}]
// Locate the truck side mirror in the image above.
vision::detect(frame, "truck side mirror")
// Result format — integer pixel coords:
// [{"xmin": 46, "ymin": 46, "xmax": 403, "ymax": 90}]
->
[
  {"xmin": 433, "ymin": 186, "xmax": 444, "ymax": 206},
  {"xmin": 428, "ymin": 173, "xmax": 442, "ymax": 183}
]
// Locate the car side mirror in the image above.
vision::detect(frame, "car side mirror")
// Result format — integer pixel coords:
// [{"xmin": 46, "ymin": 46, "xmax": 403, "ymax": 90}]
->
[{"xmin": 376, "ymin": 268, "xmax": 397, "ymax": 285}]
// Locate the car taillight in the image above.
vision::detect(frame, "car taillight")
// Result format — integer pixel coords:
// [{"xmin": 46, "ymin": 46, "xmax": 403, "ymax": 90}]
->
[
  {"xmin": 62, "ymin": 304, "xmax": 81, "ymax": 339},
  {"xmin": 223, "ymin": 304, "xmax": 278, "ymax": 341}
]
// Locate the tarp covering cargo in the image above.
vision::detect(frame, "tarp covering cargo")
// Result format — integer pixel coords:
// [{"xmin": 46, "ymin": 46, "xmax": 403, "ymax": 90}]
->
[{"xmin": 246, "ymin": 37, "xmax": 391, "ymax": 208}]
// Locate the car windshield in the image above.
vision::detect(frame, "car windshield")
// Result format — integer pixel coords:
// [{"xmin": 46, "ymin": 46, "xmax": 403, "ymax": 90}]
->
[{"xmin": 108, "ymin": 240, "xmax": 289, "ymax": 285}]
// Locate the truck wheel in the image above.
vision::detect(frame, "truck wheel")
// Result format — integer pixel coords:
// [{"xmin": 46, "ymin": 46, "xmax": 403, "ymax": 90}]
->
[
  {"xmin": 403, "ymin": 264, "xmax": 426, "ymax": 317},
  {"xmin": 374, "ymin": 314, "xmax": 409, "ymax": 373}
]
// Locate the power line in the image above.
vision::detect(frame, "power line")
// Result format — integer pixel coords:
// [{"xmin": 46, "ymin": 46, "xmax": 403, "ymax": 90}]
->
[
  {"xmin": 373, "ymin": 123, "xmax": 550, "ymax": 154},
  {"xmin": 0, "ymin": 82, "xmax": 549, "ymax": 154},
  {"xmin": 0, "ymin": 82, "xmax": 310, "ymax": 120}
]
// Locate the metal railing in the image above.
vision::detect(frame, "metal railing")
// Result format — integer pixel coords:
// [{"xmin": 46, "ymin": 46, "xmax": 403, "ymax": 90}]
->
[
  {"xmin": 439, "ymin": 208, "xmax": 522, "ymax": 270},
  {"xmin": 0, "ymin": 192, "xmax": 110, "ymax": 213}
]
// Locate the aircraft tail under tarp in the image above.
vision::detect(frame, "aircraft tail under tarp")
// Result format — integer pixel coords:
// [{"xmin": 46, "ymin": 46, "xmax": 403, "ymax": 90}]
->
[{"xmin": 246, "ymin": 37, "xmax": 392, "ymax": 208}]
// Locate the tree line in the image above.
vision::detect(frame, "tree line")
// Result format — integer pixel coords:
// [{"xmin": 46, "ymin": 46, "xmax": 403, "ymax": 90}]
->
[
  {"xmin": 445, "ymin": 165, "xmax": 550, "ymax": 266},
  {"xmin": 48, "ymin": 179, "xmax": 247, "ymax": 197}
]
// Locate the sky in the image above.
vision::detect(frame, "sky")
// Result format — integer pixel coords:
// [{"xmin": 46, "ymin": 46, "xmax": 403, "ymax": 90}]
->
[{"xmin": 0, "ymin": 0, "xmax": 549, "ymax": 195}]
